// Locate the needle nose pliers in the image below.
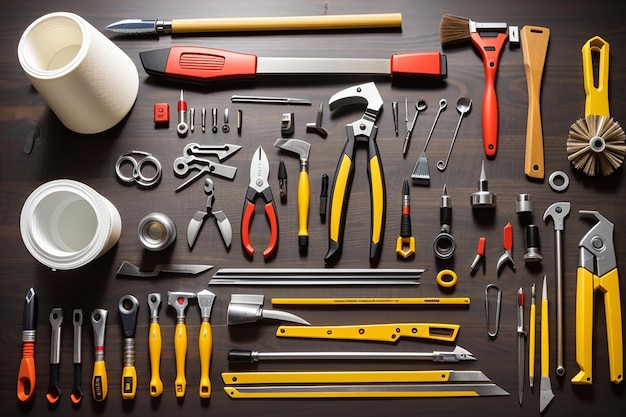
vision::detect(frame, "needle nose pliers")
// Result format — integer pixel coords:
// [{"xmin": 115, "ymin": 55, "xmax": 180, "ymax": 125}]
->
[
  {"xmin": 241, "ymin": 146, "xmax": 279, "ymax": 260},
  {"xmin": 572, "ymin": 210, "xmax": 623, "ymax": 385}
]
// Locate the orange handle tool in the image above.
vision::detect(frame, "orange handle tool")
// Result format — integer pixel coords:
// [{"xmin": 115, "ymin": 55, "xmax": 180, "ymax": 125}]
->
[
  {"xmin": 17, "ymin": 288, "xmax": 37, "ymax": 402},
  {"xmin": 470, "ymin": 32, "xmax": 508, "ymax": 157}
]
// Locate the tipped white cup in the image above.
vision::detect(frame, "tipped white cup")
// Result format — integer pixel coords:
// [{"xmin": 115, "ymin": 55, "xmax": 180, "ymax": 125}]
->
[{"xmin": 17, "ymin": 12, "xmax": 139, "ymax": 134}]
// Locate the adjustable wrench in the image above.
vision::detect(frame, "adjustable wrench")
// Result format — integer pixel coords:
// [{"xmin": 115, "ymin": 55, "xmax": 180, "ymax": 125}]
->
[
  {"xmin": 543, "ymin": 202, "xmax": 570, "ymax": 377},
  {"xmin": 46, "ymin": 308, "xmax": 63, "ymax": 404}
]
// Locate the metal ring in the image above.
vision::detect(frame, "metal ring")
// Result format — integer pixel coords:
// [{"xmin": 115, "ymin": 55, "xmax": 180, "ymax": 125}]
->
[
  {"xmin": 436, "ymin": 269, "xmax": 458, "ymax": 288},
  {"xmin": 548, "ymin": 171, "xmax": 569, "ymax": 192},
  {"xmin": 433, "ymin": 232, "xmax": 456, "ymax": 259},
  {"xmin": 135, "ymin": 155, "xmax": 162, "ymax": 188},
  {"xmin": 115, "ymin": 154, "xmax": 138, "ymax": 183}
]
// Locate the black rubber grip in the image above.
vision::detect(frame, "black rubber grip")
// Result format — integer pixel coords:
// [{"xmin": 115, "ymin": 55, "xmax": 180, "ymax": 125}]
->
[
  {"xmin": 228, "ymin": 349, "xmax": 253, "ymax": 363},
  {"xmin": 526, "ymin": 224, "xmax": 540, "ymax": 248},
  {"xmin": 440, "ymin": 206, "xmax": 452, "ymax": 228}
]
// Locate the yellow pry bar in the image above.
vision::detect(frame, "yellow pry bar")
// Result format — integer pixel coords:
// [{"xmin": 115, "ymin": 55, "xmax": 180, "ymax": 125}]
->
[
  {"xmin": 271, "ymin": 297, "xmax": 470, "ymax": 306},
  {"xmin": 276, "ymin": 323, "xmax": 459, "ymax": 343}
]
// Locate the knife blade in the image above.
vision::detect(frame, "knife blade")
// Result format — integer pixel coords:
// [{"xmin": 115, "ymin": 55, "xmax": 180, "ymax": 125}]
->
[
  {"xmin": 139, "ymin": 46, "xmax": 447, "ymax": 84},
  {"xmin": 116, "ymin": 260, "xmax": 212, "ymax": 277}
]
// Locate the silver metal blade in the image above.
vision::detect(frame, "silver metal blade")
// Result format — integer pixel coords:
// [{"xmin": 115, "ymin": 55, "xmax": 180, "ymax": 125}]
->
[
  {"xmin": 225, "ymin": 383, "xmax": 510, "ymax": 398},
  {"xmin": 187, "ymin": 211, "xmax": 207, "ymax": 248},
  {"xmin": 213, "ymin": 210, "xmax": 232, "ymax": 248},
  {"xmin": 257, "ymin": 57, "xmax": 390, "ymax": 75},
  {"xmin": 540, "ymin": 375, "xmax": 555, "ymax": 412},
  {"xmin": 116, "ymin": 260, "xmax": 212, "ymax": 277},
  {"xmin": 105, "ymin": 19, "xmax": 159, "ymax": 35},
  {"xmin": 212, "ymin": 268, "xmax": 424, "ymax": 278},
  {"xmin": 261, "ymin": 309, "xmax": 310, "ymax": 325},
  {"xmin": 254, "ymin": 346, "xmax": 474, "ymax": 362},
  {"xmin": 518, "ymin": 335, "xmax": 525, "ymax": 405},
  {"xmin": 196, "ymin": 289, "xmax": 216, "ymax": 320}
]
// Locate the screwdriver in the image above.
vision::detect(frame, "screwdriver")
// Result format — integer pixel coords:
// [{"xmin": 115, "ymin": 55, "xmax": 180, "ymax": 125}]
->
[
  {"xmin": 91, "ymin": 309, "xmax": 108, "ymax": 401},
  {"xmin": 119, "ymin": 295, "xmax": 139, "ymax": 399},
  {"xmin": 396, "ymin": 178, "xmax": 415, "ymax": 258},
  {"xmin": 17, "ymin": 288, "xmax": 37, "ymax": 402},
  {"xmin": 148, "ymin": 293, "xmax": 163, "ymax": 397}
]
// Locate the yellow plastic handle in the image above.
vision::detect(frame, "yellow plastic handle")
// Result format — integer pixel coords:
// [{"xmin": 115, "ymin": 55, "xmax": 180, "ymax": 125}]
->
[
  {"xmin": 369, "ymin": 154, "xmax": 385, "ymax": 247},
  {"xmin": 172, "ymin": 14, "xmax": 403, "ymax": 33},
  {"xmin": 328, "ymin": 154, "xmax": 352, "ymax": 243},
  {"xmin": 222, "ymin": 370, "xmax": 455, "ymax": 385},
  {"xmin": 92, "ymin": 360, "xmax": 108, "ymax": 401},
  {"xmin": 572, "ymin": 267, "xmax": 594, "ymax": 384},
  {"xmin": 121, "ymin": 366, "xmax": 137, "ymax": 399},
  {"xmin": 582, "ymin": 36, "xmax": 610, "ymax": 117},
  {"xmin": 174, "ymin": 323, "xmax": 187, "ymax": 397},
  {"xmin": 198, "ymin": 321, "xmax": 213, "ymax": 398},
  {"xmin": 528, "ymin": 303, "xmax": 536, "ymax": 383},
  {"xmin": 297, "ymin": 170, "xmax": 310, "ymax": 243},
  {"xmin": 148, "ymin": 322, "xmax": 163, "ymax": 397},
  {"xmin": 541, "ymin": 297, "xmax": 550, "ymax": 378},
  {"xmin": 599, "ymin": 268, "xmax": 623, "ymax": 384}
]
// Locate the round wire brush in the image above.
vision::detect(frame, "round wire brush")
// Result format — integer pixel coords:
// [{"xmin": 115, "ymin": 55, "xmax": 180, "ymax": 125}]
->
[
  {"xmin": 567, "ymin": 36, "xmax": 626, "ymax": 176},
  {"xmin": 567, "ymin": 115, "xmax": 626, "ymax": 176}
]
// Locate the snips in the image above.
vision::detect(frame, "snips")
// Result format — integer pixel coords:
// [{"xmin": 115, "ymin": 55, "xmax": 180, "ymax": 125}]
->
[
  {"xmin": 186, "ymin": 178, "xmax": 232, "ymax": 250},
  {"xmin": 572, "ymin": 210, "xmax": 623, "ymax": 385},
  {"xmin": 324, "ymin": 82, "xmax": 385, "ymax": 266},
  {"xmin": 241, "ymin": 146, "xmax": 278, "ymax": 260}
]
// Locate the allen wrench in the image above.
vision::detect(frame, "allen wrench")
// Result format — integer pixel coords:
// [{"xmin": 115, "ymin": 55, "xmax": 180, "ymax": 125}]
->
[{"xmin": 485, "ymin": 284, "xmax": 502, "ymax": 338}]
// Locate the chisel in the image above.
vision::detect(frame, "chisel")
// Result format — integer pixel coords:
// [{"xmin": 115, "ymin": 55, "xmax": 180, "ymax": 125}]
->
[
  {"xmin": 197, "ymin": 290, "xmax": 216, "ymax": 399},
  {"xmin": 139, "ymin": 46, "xmax": 447, "ymax": 84},
  {"xmin": 106, "ymin": 13, "xmax": 403, "ymax": 35}
]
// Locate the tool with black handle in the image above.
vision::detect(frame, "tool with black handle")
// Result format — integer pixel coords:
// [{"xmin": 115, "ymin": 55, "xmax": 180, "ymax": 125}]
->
[
  {"xmin": 46, "ymin": 308, "xmax": 63, "ymax": 404},
  {"xmin": 70, "ymin": 309, "xmax": 84, "ymax": 404},
  {"xmin": 324, "ymin": 82, "xmax": 385, "ymax": 266}
]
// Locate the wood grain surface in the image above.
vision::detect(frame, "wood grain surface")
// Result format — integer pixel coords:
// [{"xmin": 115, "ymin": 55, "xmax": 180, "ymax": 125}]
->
[{"xmin": 2, "ymin": 0, "xmax": 625, "ymax": 416}]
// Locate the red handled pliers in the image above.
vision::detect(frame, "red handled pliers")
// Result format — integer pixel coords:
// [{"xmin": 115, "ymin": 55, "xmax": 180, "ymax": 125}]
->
[{"xmin": 241, "ymin": 146, "xmax": 278, "ymax": 260}]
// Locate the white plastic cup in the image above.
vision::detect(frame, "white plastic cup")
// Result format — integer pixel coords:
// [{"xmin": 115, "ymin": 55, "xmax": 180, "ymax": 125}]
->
[
  {"xmin": 20, "ymin": 179, "xmax": 122, "ymax": 270},
  {"xmin": 17, "ymin": 12, "xmax": 139, "ymax": 134}
]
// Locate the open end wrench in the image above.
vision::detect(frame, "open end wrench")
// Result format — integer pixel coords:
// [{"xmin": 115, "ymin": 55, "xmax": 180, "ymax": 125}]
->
[
  {"xmin": 119, "ymin": 295, "xmax": 139, "ymax": 399},
  {"xmin": 46, "ymin": 308, "xmax": 63, "ymax": 404},
  {"xmin": 148, "ymin": 293, "xmax": 163, "ymax": 397},
  {"xmin": 70, "ymin": 309, "xmax": 84, "ymax": 404}
]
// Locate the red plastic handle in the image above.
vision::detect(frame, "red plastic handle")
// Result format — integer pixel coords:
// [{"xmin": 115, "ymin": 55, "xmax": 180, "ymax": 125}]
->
[
  {"xmin": 241, "ymin": 202, "xmax": 255, "ymax": 257},
  {"xmin": 477, "ymin": 237, "xmax": 486, "ymax": 256},
  {"xmin": 470, "ymin": 32, "xmax": 508, "ymax": 157},
  {"xmin": 390, "ymin": 52, "xmax": 446, "ymax": 78},
  {"xmin": 166, "ymin": 46, "xmax": 258, "ymax": 81},
  {"xmin": 262, "ymin": 202, "xmax": 278, "ymax": 260},
  {"xmin": 503, "ymin": 222, "xmax": 513, "ymax": 251}
]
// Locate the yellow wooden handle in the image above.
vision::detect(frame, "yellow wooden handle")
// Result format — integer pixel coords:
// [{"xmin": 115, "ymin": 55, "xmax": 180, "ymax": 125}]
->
[
  {"xmin": 297, "ymin": 170, "xmax": 310, "ymax": 242},
  {"xmin": 121, "ymin": 366, "xmax": 137, "ymax": 399},
  {"xmin": 276, "ymin": 323, "xmax": 459, "ymax": 343},
  {"xmin": 521, "ymin": 26, "xmax": 550, "ymax": 179},
  {"xmin": 600, "ymin": 268, "xmax": 623, "ymax": 384},
  {"xmin": 582, "ymin": 36, "xmax": 610, "ymax": 117},
  {"xmin": 148, "ymin": 322, "xmax": 163, "ymax": 397},
  {"xmin": 92, "ymin": 360, "xmax": 108, "ymax": 401},
  {"xmin": 572, "ymin": 266, "xmax": 594, "ymax": 384},
  {"xmin": 198, "ymin": 321, "xmax": 213, "ymax": 398},
  {"xmin": 172, "ymin": 13, "xmax": 402, "ymax": 33},
  {"xmin": 529, "ymin": 303, "xmax": 536, "ymax": 383},
  {"xmin": 174, "ymin": 323, "xmax": 187, "ymax": 397}
]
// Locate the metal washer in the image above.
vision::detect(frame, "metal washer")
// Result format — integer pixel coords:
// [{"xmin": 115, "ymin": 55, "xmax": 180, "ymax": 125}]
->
[{"xmin": 548, "ymin": 171, "xmax": 569, "ymax": 192}]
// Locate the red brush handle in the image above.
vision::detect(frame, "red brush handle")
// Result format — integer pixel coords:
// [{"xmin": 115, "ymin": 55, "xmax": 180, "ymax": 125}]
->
[{"xmin": 471, "ymin": 32, "xmax": 508, "ymax": 157}]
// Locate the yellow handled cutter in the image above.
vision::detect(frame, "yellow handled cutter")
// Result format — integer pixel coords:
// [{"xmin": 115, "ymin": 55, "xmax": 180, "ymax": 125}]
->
[{"xmin": 572, "ymin": 210, "xmax": 623, "ymax": 385}]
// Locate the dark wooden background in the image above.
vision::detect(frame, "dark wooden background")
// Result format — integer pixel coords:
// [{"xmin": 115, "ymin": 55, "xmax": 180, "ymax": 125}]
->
[{"xmin": 2, "ymin": 0, "xmax": 625, "ymax": 415}]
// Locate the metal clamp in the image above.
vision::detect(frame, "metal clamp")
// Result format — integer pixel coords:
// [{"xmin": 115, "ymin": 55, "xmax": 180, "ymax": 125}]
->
[{"xmin": 115, "ymin": 151, "xmax": 162, "ymax": 188}]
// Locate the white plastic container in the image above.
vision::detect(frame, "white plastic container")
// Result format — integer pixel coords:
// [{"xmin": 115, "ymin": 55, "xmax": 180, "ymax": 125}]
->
[
  {"xmin": 20, "ymin": 179, "xmax": 122, "ymax": 270},
  {"xmin": 17, "ymin": 12, "xmax": 139, "ymax": 134}
]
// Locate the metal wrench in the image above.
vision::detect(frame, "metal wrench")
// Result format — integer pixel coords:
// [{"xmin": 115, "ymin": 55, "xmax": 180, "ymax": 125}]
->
[
  {"xmin": 70, "ymin": 309, "xmax": 84, "ymax": 404},
  {"xmin": 46, "ymin": 308, "xmax": 63, "ymax": 404},
  {"xmin": 119, "ymin": 295, "xmax": 139, "ymax": 399},
  {"xmin": 183, "ymin": 143, "xmax": 242, "ymax": 161},
  {"xmin": 148, "ymin": 293, "xmax": 163, "ymax": 397},
  {"xmin": 173, "ymin": 156, "xmax": 237, "ymax": 192}
]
